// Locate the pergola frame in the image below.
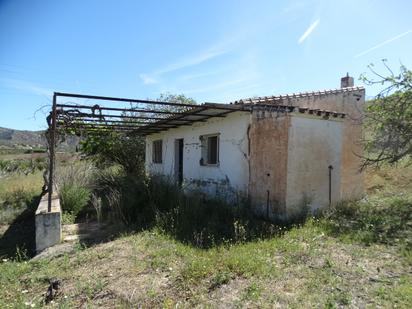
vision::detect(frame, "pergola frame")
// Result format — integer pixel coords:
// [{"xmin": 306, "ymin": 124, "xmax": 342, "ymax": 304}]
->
[{"xmin": 46, "ymin": 92, "xmax": 248, "ymax": 211}]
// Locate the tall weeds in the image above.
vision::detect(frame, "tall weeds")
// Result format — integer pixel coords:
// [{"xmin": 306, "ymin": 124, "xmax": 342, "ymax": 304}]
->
[
  {"xmin": 56, "ymin": 160, "xmax": 96, "ymax": 219},
  {"xmin": 93, "ymin": 170, "xmax": 282, "ymax": 248}
]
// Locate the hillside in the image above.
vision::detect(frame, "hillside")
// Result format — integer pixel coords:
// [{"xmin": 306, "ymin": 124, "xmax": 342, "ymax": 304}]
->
[
  {"xmin": 0, "ymin": 127, "xmax": 79, "ymax": 152},
  {"xmin": 0, "ymin": 127, "xmax": 45, "ymax": 149}
]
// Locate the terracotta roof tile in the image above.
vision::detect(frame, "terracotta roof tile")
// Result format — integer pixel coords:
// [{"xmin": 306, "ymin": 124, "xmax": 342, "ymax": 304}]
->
[{"xmin": 232, "ymin": 86, "xmax": 364, "ymax": 105}]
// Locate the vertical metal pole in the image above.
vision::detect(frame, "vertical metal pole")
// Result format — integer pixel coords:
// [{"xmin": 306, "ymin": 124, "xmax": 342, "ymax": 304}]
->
[
  {"xmin": 48, "ymin": 93, "xmax": 57, "ymax": 212},
  {"xmin": 328, "ymin": 165, "xmax": 333, "ymax": 206}
]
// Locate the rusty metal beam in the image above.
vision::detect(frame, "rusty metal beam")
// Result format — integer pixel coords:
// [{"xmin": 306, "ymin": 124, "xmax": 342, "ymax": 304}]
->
[
  {"xmin": 55, "ymin": 92, "xmax": 242, "ymax": 111},
  {"xmin": 59, "ymin": 111, "xmax": 199, "ymax": 122},
  {"xmin": 58, "ymin": 118, "xmax": 181, "ymax": 126},
  {"xmin": 48, "ymin": 93, "xmax": 57, "ymax": 212},
  {"xmin": 56, "ymin": 103, "xmax": 228, "ymax": 119}
]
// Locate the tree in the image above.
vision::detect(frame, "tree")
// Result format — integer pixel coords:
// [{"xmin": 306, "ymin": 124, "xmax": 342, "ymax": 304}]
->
[
  {"xmin": 361, "ymin": 60, "xmax": 412, "ymax": 168},
  {"xmin": 80, "ymin": 131, "xmax": 146, "ymax": 175}
]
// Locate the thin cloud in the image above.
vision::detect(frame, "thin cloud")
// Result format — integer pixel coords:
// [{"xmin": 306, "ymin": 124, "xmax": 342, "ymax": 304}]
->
[
  {"xmin": 156, "ymin": 48, "xmax": 228, "ymax": 75},
  {"xmin": 179, "ymin": 70, "xmax": 222, "ymax": 82},
  {"xmin": 139, "ymin": 46, "xmax": 230, "ymax": 85},
  {"xmin": 355, "ymin": 29, "xmax": 412, "ymax": 58},
  {"xmin": 0, "ymin": 78, "xmax": 53, "ymax": 98},
  {"xmin": 139, "ymin": 74, "xmax": 158, "ymax": 85},
  {"xmin": 298, "ymin": 19, "xmax": 320, "ymax": 44}
]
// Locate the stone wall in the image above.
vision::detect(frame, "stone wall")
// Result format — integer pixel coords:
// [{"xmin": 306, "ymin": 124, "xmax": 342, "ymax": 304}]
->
[{"xmin": 35, "ymin": 194, "xmax": 62, "ymax": 253}]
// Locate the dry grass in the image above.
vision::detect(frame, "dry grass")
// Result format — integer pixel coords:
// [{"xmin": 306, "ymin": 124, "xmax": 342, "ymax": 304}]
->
[
  {"xmin": 0, "ymin": 171, "xmax": 43, "ymax": 225},
  {"xmin": 1, "ymin": 222, "xmax": 410, "ymax": 308},
  {"xmin": 0, "ymin": 172, "xmax": 43, "ymax": 197}
]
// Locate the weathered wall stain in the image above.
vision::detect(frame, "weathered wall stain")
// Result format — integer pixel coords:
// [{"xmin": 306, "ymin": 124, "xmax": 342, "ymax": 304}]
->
[
  {"xmin": 277, "ymin": 90, "xmax": 365, "ymax": 200},
  {"xmin": 249, "ymin": 112, "xmax": 290, "ymax": 218},
  {"xmin": 286, "ymin": 116, "xmax": 343, "ymax": 217},
  {"xmin": 145, "ymin": 112, "xmax": 251, "ymax": 200}
]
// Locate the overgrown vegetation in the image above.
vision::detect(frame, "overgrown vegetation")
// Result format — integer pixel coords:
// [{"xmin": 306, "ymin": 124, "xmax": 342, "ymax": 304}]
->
[
  {"xmin": 94, "ymin": 170, "xmax": 283, "ymax": 248},
  {"xmin": 361, "ymin": 61, "xmax": 412, "ymax": 167},
  {"xmin": 0, "ymin": 158, "xmax": 47, "ymax": 175},
  {"xmin": 56, "ymin": 160, "xmax": 96, "ymax": 220},
  {"xmin": 60, "ymin": 184, "xmax": 91, "ymax": 218},
  {"xmin": 0, "ymin": 170, "xmax": 43, "ymax": 225},
  {"xmin": 0, "ymin": 164, "xmax": 42, "ymax": 257},
  {"xmin": 0, "ymin": 163, "xmax": 410, "ymax": 307},
  {"xmin": 324, "ymin": 197, "xmax": 411, "ymax": 249}
]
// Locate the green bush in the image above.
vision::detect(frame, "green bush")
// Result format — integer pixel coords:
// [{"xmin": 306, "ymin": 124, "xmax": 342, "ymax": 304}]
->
[
  {"xmin": 61, "ymin": 212, "xmax": 76, "ymax": 225},
  {"xmin": 56, "ymin": 160, "xmax": 96, "ymax": 219},
  {"xmin": 60, "ymin": 184, "xmax": 91, "ymax": 217}
]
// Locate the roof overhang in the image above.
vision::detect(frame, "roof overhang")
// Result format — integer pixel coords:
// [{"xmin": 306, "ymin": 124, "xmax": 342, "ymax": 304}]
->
[{"xmin": 52, "ymin": 92, "xmax": 248, "ymax": 136}]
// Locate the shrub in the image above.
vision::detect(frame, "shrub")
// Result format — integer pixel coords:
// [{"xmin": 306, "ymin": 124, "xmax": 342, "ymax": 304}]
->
[
  {"xmin": 60, "ymin": 183, "xmax": 91, "ymax": 217},
  {"xmin": 56, "ymin": 160, "xmax": 96, "ymax": 219},
  {"xmin": 94, "ymin": 168, "xmax": 151, "ymax": 226},
  {"xmin": 61, "ymin": 211, "xmax": 76, "ymax": 225}
]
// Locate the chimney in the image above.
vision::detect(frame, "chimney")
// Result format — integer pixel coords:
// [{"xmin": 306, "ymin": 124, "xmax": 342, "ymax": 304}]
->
[{"xmin": 341, "ymin": 73, "xmax": 354, "ymax": 88}]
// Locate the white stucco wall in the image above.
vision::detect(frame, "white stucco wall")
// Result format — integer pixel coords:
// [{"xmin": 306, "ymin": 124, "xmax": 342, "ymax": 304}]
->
[
  {"xmin": 286, "ymin": 115, "xmax": 343, "ymax": 215},
  {"xmin": 145, "ymin": 111, "xmax": 251, "ymax": 198}
]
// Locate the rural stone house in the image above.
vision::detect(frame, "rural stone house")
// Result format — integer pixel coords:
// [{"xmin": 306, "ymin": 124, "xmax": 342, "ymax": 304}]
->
[{"xmin": 145, "ymin": 76, "xmax": 365, "ymax": 219}]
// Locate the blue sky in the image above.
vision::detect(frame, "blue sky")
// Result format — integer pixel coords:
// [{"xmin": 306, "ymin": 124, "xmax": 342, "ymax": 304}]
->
[{"xmin": 1, "ymin": 0, "xmax": 411, "ymax": 130}]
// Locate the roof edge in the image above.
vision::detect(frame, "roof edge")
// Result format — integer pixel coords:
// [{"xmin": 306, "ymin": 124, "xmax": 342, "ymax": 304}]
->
[{"xmin": 232, "ymin": 86, "xmax": 365, "ymax": 104}]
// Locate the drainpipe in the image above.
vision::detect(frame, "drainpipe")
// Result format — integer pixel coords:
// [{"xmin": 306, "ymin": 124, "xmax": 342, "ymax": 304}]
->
[
  {"xmin": 266, "ymin": 172, "xmax": 271, "ymax": 220},
  {"xmin": 328, "ymin": 165, "xmax": 333, "ymax": 206}
]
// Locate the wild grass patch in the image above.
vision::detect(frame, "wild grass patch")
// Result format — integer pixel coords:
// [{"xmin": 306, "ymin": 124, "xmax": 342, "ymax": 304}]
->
[
  {"xmin": 0, "ymin": 158, "xmax": 47, "ymax": 175},
  {"xmin": 322, "ymin": 196, "xmax": 412, "ymax": 254},
  {"xmin": 0, "ymin": 172, "xmax": 42, "ymax": 225}
]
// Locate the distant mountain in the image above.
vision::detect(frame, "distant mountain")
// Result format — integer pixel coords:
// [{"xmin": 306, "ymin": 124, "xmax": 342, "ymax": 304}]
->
[
  {"xmin": 0, "ymin": 127, "xmax": 78, "ymax": 151},
  {"xmin": 0, "ymin": 127, "xmax": 46, "ymax": 148}
]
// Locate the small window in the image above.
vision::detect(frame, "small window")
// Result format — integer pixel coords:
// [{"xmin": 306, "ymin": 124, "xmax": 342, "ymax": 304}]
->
[
  {"xmin": 152, "ymin": 140, "xmax": 163, "ymax": 164},
  {"xmin": 200, "ymin": 134, "xmax": 219, "ymax": 165}
]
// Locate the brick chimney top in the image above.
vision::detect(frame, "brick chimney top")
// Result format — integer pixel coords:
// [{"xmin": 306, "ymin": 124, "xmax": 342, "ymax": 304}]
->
[{"xmin": 341, "ymin": 73, "xmax": 354, "ymax": 88}]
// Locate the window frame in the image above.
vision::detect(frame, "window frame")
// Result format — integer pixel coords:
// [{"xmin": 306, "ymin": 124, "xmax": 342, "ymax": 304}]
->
[
  {"xmin": 200, "ymin": 133, "xmax": 220, "ymax": 166},
  {"xmin": 152, "ymin": 139, "xmax": 163, "ymax": 164}
]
